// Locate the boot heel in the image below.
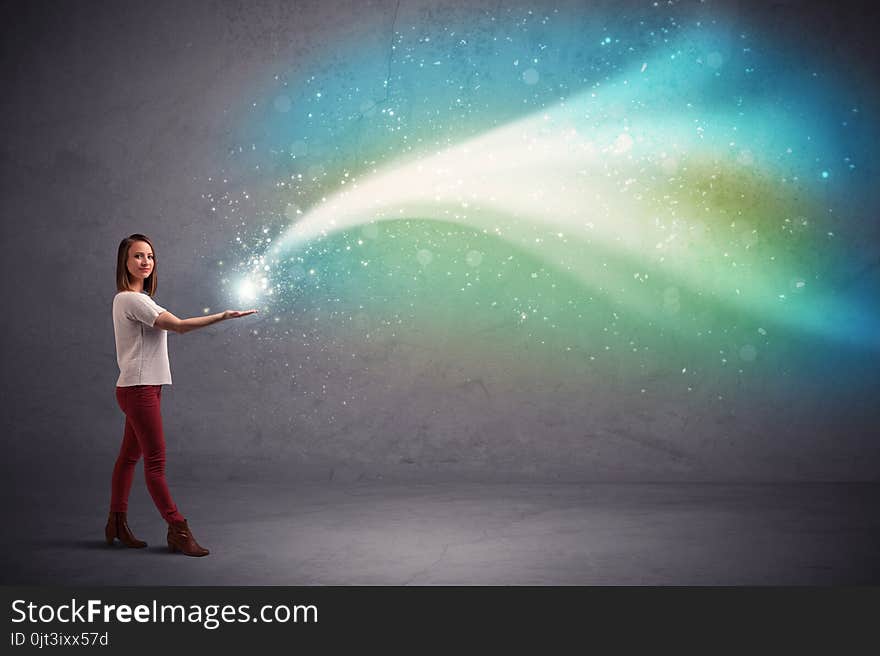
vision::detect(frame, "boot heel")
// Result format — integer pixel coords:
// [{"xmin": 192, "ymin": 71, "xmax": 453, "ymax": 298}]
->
[
  {"xmin": 168, "ymin": 539, "xmax": 178, "ymax": 553},
  {"xmin": 166, "ymin": 520, "xmax": 210, "ymax": 557},
  {"xmin": 105, "ymin": 512, "xmax": 147, "ymax": 548}
]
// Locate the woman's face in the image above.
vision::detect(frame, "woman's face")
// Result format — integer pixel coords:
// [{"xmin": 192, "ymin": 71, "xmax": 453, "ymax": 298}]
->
[{"xmin": 126, "ymin": 240, "xmax": 154, "ymax": 284}]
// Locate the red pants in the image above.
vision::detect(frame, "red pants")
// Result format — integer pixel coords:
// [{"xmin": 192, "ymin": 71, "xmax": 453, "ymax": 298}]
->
[{"xmin": 110, "ymin": 385, "xmax": 185, "ymax": 524}]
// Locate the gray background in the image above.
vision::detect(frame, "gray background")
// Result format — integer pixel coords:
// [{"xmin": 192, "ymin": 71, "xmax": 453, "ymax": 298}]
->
[
  {"xmin": 2, "ymin": 0, "xmax": 879, "ymax": 500},
  {"xmin": 1, "ymin": 0, "xmax": 879, "ymax": 587}
]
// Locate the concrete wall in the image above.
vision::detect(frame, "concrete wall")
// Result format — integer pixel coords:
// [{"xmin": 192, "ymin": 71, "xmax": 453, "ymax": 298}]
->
[{"xmin": 2, "ymin": 0, "xmax": 879, "ymax": 485}]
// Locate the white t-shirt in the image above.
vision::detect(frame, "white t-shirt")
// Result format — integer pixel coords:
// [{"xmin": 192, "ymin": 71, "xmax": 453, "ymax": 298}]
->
[{"xmin": 112, "ymin": 291, "xmax": 172, "ymax": 386}]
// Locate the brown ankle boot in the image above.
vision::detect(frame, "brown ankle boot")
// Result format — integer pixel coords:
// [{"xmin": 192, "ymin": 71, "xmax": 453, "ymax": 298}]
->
[
  {"xmin": 105, "ymin": 511, "xmax": 147, "ymax": 548},
  {"xmin": 167, "ymin": 519, "xmax": 209, "ymax": 557}
]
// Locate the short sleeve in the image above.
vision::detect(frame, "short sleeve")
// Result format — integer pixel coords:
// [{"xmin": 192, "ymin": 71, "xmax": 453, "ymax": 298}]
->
[{"xmin": 123, "ymin": 293, "xmax": 167, "ymax": 327}]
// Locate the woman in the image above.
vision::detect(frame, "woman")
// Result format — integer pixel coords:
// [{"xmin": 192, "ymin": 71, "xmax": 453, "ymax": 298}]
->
[{"xmin": 106, "ymin": 233, "xmax": 256, "ymax": 557}]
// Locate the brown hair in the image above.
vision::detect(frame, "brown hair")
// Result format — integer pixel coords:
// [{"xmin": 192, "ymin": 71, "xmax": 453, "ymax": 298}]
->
[{"xmin": 116, "ymin": 234, "xmax": 158, "ymax": 296}]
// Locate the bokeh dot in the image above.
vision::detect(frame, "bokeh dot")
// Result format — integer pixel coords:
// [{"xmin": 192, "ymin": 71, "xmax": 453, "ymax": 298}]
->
[
  {"xmin": 416, "ymin": 249, "xmax": 433, "ymax": 266},
  {"xmin": 739, "ymin": 344, "xmax": 757, "ymax": 361},
  {"xmin": 706, "ymin": 51, "xmax": 724, "ymax": 68}
]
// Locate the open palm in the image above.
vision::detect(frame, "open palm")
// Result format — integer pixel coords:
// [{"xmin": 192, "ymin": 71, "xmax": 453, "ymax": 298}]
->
[{"xmin": 223, "ymin": 309, "xmax": 258, "ymax": 319}]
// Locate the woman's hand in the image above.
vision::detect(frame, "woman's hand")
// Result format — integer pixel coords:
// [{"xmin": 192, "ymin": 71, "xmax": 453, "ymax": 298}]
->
[{"xmin": 222, "ymin": 309, "xmax": 259, "ymax": 320}]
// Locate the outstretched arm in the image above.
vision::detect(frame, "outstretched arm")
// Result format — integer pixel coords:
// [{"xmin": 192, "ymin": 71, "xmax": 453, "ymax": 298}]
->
[{"xmin": 154, "ymin": 309, "xmax": 258, "ymax": 334}]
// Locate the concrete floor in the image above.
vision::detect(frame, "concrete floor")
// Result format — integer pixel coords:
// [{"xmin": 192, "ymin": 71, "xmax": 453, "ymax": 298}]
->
[{"xmin": 2, "ymin": 481, "xmax": 878, "ymax": 585}]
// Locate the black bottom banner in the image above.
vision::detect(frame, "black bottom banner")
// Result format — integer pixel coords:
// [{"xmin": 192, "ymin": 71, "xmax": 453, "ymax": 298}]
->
[{"xmin": 2, "ymin": 586, "xmax": 877, "ymax": 650}]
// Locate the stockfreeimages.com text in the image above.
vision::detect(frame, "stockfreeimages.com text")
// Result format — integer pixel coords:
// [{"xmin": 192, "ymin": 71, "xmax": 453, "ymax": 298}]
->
[{"xmin": 11, "ymin": 599, "xmax": 317, "ymax": 630}]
